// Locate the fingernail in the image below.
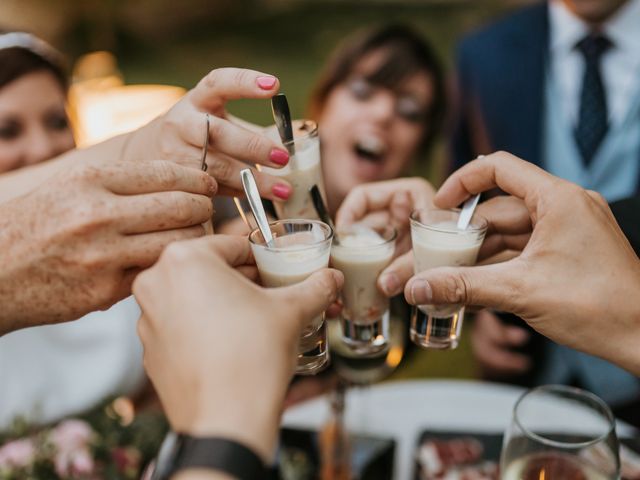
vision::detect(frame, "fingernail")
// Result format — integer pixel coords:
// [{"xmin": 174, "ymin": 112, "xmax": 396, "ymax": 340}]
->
[
  {"xmin": 257, "ymin": 75, "xmax": 277, "ymax": 90},
  {"xmin": 272, "ymin": 183, "xmax": 292, "ymax": 200},
  {"xmin": 409, "ymin": 279, "xmax": 432, "ymax": 305},
  {"xmin": 379, "ymin": 272, "xmax": 401, "ymax": 297},
  {"xmin": 269, "ymin": 148, "xmax": 289, "ymax": 165}
]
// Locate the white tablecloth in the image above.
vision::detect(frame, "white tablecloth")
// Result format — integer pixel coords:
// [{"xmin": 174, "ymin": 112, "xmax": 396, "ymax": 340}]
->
[{"xmin": 281, "ymin": 379, "xmax": 635, "ymax": 480}]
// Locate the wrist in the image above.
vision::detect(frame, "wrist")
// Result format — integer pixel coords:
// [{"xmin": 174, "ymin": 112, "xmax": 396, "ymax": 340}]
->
[{"xmin": 175, "ymin": 389, "xmax": 283, "ymax": 463}]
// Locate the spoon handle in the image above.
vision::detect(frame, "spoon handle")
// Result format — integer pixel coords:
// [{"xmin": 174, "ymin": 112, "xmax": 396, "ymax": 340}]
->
[
  {"xmin": 456, "ymin": 154, "xmax": 485, "ymax": 230},
  {"xmin": 241, "ymin": 169, "xmax": 275, "ymax": 247},
  {"xmin": 271, "ymin": 94, "xmax": 296, "ymax": 157},
  {"xmin": 457, "ymin": 193, "xmax": 480, "ymax": 230},
  {"xmin": 310, "ymin": 185, "xmax": 338, "ymax": 243}
]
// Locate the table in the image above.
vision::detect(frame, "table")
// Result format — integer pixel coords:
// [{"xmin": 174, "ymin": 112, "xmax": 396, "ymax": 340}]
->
[{"xmin": 281, "ymin": 379, "xmax": 636, "ymax": 480}]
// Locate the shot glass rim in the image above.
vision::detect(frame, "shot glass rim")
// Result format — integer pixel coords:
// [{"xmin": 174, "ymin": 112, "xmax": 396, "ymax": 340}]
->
[
  {"xmin": 410, "ymin": 208, "xmax": 488, "ymax": 234},
  {"xmin": 332, "ymin": 224, "xmax": 398, "ymax": 250},
  {"xmin": 512, "ymin": 384, "xmax": 616, "ymax": 450},
  {"xmin": 266, "ymin": 118, "xmax": 318, "ymax": 147},
  {"xmin": 248, "ymin": 218, "xmax": 333, "ymax": 252}
]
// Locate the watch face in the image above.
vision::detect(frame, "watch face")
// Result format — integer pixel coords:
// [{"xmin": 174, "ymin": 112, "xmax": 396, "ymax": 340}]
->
[{"xmin": 152, "ymin": 431, "xmax": 183, "ymax": 480}]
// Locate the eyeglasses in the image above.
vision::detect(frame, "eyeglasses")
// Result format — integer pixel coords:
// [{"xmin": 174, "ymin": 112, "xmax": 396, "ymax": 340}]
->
[{"xmin": 346, "ymin": 77, "xmax": 428, "ymax": 124}]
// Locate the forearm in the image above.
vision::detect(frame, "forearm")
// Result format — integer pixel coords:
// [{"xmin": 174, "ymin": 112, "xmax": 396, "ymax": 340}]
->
[{"xmin": 0, "ymin": 133, "xmax": 130, "ymax": 203}]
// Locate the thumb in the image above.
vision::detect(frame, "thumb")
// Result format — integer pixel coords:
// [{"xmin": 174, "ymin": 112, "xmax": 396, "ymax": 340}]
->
[
  {"xmin": 378, "ymin": 251, "xmax": 414, "ymax": 297},
  {"xmin": 404, "ymin": 261, "xmax": 520, "ymax": 313},
  {"xmin": 275, "ymin": 269, "xmax": 344, "ymax": 328}
]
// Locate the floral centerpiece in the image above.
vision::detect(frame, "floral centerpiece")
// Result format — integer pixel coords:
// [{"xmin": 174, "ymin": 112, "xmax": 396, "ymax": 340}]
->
[{"xmin": 0, "ymin": 398, "xmax": 167, "ymax": 480}]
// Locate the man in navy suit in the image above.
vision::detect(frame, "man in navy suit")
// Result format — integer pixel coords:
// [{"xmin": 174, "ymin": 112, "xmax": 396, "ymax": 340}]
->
[{"xmin": 451, "ymin": 0, "xmax": 640, "ymax": 425}]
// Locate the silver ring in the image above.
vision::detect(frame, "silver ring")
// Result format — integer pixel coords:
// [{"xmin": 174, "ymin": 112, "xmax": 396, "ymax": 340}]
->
[{"xmin": 200, "ymin": 113, "xmax": 210, "ymax": 172}]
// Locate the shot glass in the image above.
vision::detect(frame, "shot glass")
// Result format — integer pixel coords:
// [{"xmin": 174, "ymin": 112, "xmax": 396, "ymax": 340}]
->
[
  {"xmin": 409, "ymin": 209, "xmax": 487, "ymax": 349},
  {"xmin": 262, "ymin": 119, "xmax": 327, "ymax": 220},
  {"xmin": 330, "ymin": 225, "xmax": 396, "ymax": 354},
  {"xmin": 249, "ymin": 219, "xmax": 333, "ymax": 375}
]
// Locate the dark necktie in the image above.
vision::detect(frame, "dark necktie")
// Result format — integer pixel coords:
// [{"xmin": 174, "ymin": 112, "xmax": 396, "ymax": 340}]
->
[{"xmin": 574, "ymin": 33, "xmax": 612, "ymax": 167}]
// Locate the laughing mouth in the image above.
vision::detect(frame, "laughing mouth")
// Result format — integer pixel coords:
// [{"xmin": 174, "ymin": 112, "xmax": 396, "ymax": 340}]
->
[{"xmin": 353, "ymin": 137, "xmax": 387, "ymax": 164}]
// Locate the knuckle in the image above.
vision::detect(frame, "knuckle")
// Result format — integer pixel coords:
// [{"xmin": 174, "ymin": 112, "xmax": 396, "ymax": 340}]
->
[
  {"xmin": 75, "ymin": 246, "xmax": 111, "ymax": 272},
  {"xmin": 203, "ymin": 69, "xmax": 221, "ymax": 90},
  {"xmin": 245, "ymin": 133, "xmax": 265, "ymax": 157},
  {"xmin": 232, "ymin": 68, "xmax": 251, "ymax": 86},
  {"xmin": 168, "ymin": 192, "xmax": 195, "ymax": 224},
  {"xmin": 209, "ymin": 156, "xmax": 232, "ymax": 181},
  {"xmin": 151, "ymin": 161, "xmax": 179, "ymax": 189},
  {"xmin": 442, "ymin": 272, "xmax": 471, "ymax": 305},
  {"xmin": 161, "ymin": 240, "xmax": 194, "ymax": 265},
  {"xmin": 586, "ymin": 189, "xmax": 607, "ymax": 206},
  {"xmin": 208, "ymin": 117, "xmax": 226, "ymax": 141},
  {"xmin": 69, "ymin": 200, "xmax": 112, "ymax": 235}
]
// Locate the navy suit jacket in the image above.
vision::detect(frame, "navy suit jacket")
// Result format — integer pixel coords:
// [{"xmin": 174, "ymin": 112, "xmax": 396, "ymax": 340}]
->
[{"xmin": 450, "ymin": 1, "xmax": 640, "ymax": 255}]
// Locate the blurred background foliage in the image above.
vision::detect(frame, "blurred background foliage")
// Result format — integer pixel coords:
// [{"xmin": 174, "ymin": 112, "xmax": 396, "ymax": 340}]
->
[
  {"xmin": 0, "ymin": 0, "xmax": 535, "ymax": 380},
  {"xmin": 1, "ymin": 0, "xmax": 531, "ymax": 128}
]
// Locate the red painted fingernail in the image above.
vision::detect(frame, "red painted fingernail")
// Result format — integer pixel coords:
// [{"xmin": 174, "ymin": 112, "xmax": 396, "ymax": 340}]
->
[
  {"xmin": 269, "ymin": 148, "xmax": 289, "ymax": 165},
  {"xmin": 257, "ymin": 75, "xmax": 277, "ymax": 90},
  {"xmin": 272, "ymin": 183, "xmax": 292, "ymax": 200}
]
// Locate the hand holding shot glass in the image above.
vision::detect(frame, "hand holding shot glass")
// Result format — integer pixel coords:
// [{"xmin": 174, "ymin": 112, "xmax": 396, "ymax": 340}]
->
[
  {"xmin": 262, "ymin": 118, "xmax": 327, "ymax": 220},
  {"xmin": 249, "ymin": 220, "xmax": 333, "ymax": 375},
  {"xmin": 330, "ymin": 225, "xmax": 396, "ymax": 354},
  {"xmin": 409, "ymin": 209, "xmax": 487, "ymax": 349}
]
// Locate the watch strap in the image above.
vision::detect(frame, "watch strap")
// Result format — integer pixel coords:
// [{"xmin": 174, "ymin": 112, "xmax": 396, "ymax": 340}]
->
[{"xmin": 174, "ymin": 436, "xmax": 267, "ymax": 480}]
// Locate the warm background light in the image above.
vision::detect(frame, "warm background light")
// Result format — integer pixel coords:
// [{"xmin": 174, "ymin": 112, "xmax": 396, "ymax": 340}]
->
[{"xmin": 68, "ymin": 51, "xmax": 185, "ymax": 147}]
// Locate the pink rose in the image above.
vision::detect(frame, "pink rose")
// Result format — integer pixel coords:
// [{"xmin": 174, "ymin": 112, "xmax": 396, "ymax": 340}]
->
[
  {"xmin": 51, "ymin": 420, "xmax": 94, "ymax": 452},
  {"xmin": 54, "ymin": 447, "xmax": 95, "ymax": 478},
  {"xmin": 0, "ymin": 438, "xmax": 35, "ymax": 469}
]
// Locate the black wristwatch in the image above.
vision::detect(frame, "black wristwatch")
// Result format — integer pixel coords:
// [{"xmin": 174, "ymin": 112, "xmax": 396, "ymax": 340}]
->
[{"xmin": 151, "ymin": 431, "xmax": 267, "ymax": 480}]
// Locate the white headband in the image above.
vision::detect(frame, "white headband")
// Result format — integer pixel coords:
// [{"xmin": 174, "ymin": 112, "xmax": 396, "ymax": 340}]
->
[{"xmin": 0, "ymin": 32, "xmax": 65, "ymax": 68}]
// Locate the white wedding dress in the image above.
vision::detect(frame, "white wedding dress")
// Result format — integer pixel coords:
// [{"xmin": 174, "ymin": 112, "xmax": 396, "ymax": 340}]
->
[{"xmin": 0, "ymin": 296, "xmax": 145, "ymax": 430}]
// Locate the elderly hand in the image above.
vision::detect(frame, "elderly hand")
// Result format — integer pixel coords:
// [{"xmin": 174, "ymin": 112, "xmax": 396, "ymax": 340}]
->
[
  {"xmin": 0, "ymin": 159, "xmax": 215, "ymax": 334},
  {"xmin": 403, "ymin": 152, "xmax": 640, "ymax": 375},
  {"xmin": 133, "ymin": 235, "xmax": 343, "ymax": 462},
  {"xmin": 122, "ymin": 68, "xmax": 293, "ymax": 202}
]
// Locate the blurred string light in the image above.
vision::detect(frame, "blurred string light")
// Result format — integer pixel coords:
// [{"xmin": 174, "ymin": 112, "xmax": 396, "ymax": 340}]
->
[{"xmin": 68, "ymin": 51, "xmax": 185, "ymax": 147}]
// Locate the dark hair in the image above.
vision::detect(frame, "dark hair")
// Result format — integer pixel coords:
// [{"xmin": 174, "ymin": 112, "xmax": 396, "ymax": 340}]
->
[
  {"xmin": 0, "ymin": 30, "xmax": 68, "ymax": 92},
  {"xmin": 308, "ymin": 24, "xmax": 446, "ymax": 156}
]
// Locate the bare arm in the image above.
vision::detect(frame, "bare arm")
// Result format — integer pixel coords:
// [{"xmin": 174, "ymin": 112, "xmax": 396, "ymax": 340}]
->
[{"xmin": 0, "ymin": 134, "xmax": 128, "ymax": 203}]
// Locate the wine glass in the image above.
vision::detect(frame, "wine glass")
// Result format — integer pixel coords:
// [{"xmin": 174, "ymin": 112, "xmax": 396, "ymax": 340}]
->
[{"xmin": 500, "ymin": 385, "xmax": 620, "ymax": 480}]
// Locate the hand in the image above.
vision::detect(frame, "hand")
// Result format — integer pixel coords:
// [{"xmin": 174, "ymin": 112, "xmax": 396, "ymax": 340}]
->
[
  {"xmin": 335, "ymin": 177, "xmax": 436, "ymax": 254},
  {"xmin": 334, "ymin": 177, "xmax": 435, "ymax": 298},
  {"xmin": 123, "ymin": 67, "xmax": 293, "ymax": 202},
  {"xmin": 0, "ymin": 159, "xmax": 215, "ymax": 334},
  {"xmin": 372, "ymin": 194, "xmax": 528, "ymax": 298},
  {"xmin": 403, "ymin": 151, "xmax": 640, "ymax": 375},
  {"xmin": 471, "ymin": 310, "xmax": 531, "ymax": 377},
  {"xmin": 133, "ymin": 235, "xmax": 343, "ymax": 462}
]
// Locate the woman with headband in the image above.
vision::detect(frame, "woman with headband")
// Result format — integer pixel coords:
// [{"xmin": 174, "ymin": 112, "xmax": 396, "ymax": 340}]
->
[{"xmin": 0, "ymin": 30, "xmax": 146, "ymax": 429}]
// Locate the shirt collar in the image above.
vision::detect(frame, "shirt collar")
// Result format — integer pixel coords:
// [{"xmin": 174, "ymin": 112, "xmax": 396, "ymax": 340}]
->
[
  {"xmin": 549, "ymin": 0, "xmax": 588, "ymax": 54},
  {"xmin": 549, "ymin": 0, "xmax": 640, "ymax": 54},
  {"xmin": 603, "ymin": 0, "xmax": 640, "ymax": 57}
]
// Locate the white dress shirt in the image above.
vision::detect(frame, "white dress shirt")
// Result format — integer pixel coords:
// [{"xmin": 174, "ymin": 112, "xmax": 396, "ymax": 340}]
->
[
  {"xmin": 0, "ymin": 297, "xmax": 145, "ymax": 429},
  {"xmin": 549, "ymin": 0, "xmax": 640, "ymax": 127}
]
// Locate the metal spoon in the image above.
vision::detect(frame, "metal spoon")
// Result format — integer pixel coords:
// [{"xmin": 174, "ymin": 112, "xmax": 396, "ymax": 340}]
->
[
  {"xmin": 271, "ymin": 93, "xmax": 296, "ymax": 157},
  {"xmin": 456, "ymin": 155, "xmax": 485, "ymax": 230},
  {"xmin": 310, "ymin": 184, "xmax": 339, "ymax": 244},
  {"xmin": 240, "ymin": 169, "xmax": 275, "ymax": 248}
]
